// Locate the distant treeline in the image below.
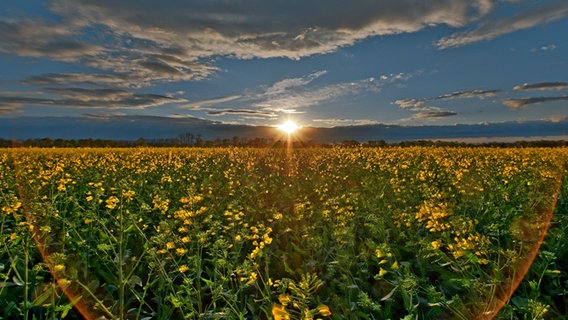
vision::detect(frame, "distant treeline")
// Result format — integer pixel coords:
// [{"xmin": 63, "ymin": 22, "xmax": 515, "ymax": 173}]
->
[{"xmin": 0, "ymin": 136, "xmax": 567, "ymax": 148}]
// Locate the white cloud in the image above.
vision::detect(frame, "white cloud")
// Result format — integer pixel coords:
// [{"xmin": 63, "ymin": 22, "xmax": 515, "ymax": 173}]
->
[
  {"xmin": 256, "ymin": 72, "xmax": 411, "ymax": 111},
  {"xmin": 182, "ymin": 95, "xmax": 243, "ymax": 110},
  {"xmin": 265, "ymin": 71, "xmax": 327, "ymax": 95},
  {"xmin": 438, "ymin": 2, "xmax": 568, "ymax": 49}
]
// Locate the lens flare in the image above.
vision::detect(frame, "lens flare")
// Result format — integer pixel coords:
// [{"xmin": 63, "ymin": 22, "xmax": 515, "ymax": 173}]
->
[{"xmin": 278, "ymin": 120, "xmax": 299, "ymax": 134}]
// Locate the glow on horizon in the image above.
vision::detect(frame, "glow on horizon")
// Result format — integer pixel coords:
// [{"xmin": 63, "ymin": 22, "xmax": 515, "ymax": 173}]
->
[{"xmin": 277, "ymin": 120, "xmax": 299, "ymax": 134}]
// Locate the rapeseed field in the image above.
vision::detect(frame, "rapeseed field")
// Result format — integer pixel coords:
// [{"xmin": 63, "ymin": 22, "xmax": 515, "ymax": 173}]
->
[{"xmin": 1, "ymin": 147, "xmax": 567, "ymax": 319}]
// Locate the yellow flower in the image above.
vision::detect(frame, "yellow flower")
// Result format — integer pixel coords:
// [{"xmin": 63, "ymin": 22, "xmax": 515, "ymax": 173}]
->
[
  {"xmin": 86, "ymin": 195, "xmax": 93, "ymax": 202},
  {"xmin": 58, "ymin": 278, "xmax": 71, "ymax": 288},
  {"xmin": 9, "ymin": 233, "xmax": 18, "ymax": 241},
  {"xmin": 392, "ymin": 261, "xmax": 399, "ymax": 270},
  {"xmin": 105, "ymin": 196, "xmax": 119, "ymax": 210},
  {"xmin": 246, "ymin": 272, "xmax": 257, "ymax": 285},
  {"xmin": 278, "ymin": 294, "xmax": 291, "ymax": 306},
  {"xmin": 176, "ymin": 248, "xmax": 188, "ymax": 256},
  {"xmin": 178, "ymin": 265, "xmax": 189, "ymax": 273},
  {"xmin": 317, "ymin": 304, "xmax": 332, "ymax": 316},
  {"xmin": 431, "ymin": 240, "xmax": 442, "ymax": 249},
  {"xmin": 54, "ymin": 264, "xmax": 66, "ymax": 273},
  {"xmin": 166, "ymin": 241, "xmax": 175, "ymax": 249},
  {"xmin": 378, "ymin": 268, "xmax": 387, "ymax": 277},
  {"xmin": 271, "ymin": 304, "xmax": 290, "ymax": 320}
]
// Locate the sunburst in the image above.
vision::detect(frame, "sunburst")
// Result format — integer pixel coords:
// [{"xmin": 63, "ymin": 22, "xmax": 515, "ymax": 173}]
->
[{"xmin": 278, "ymin": 120, "xmax": 299, "ymax": 134}]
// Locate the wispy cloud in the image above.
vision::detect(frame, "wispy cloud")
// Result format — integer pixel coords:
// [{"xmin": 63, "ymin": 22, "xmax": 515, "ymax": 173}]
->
[
  {"xmin": 0, "ymin": 20, "xmax": 102, "ymax": 62},
  {"xmin": 265, "ymin": 71, "xmax": 327, "ymax": 95},
  {"xmin": 207, "ymin": 109, "xmax": 275, "ymax": 117},
  {"xmin": 414, "ymin": 111, "xmax": 458, "ymax": 118},
  {"xmin": 437, "ymin": 2, "xmax": 568, "ymax": 49},
  {"xmin": 513, "ymin": 82, "xmax": 568, "ymax": 91},
  {"xmin": 22, "ymin": 73, "xmax": 133, "ymax": 87},
  {"xmin": 395, "ymin": 89, "xmax": 499, "ymax": 109},
  {"xmin": 312, "ymin": 118, "xmax": 380, "ymax": 126},
  {"xmin": 257, "ymin": 72, "xmax": 412, "ymax": 111},
  {"xmin": 0, "ymin": 89, "xmax": 184, "ymax": 110},
  {"xmin": 183, "ymin": 95, "xmax": 243, "ymax": 110},
  {"xmin": 502, "ymin": 95, "xmax": 568, "ymax": 108},
  {"xmin": 543, "ymin": 115, "xmax": 567, "ymax": 123},
  {"xmin": 0, "ymin": 106, "xmax": 23, "ymax": 115}
]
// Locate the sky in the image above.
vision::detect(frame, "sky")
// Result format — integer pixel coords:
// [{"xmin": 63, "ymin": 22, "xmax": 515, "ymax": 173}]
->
[{"xmin": 0, "ymin": 0, "xmax": 567, "ymax": 141}]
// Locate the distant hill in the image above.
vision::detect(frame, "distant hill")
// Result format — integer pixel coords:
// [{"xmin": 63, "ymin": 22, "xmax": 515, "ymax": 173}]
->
[{"xmin": 1, "ymin": 115, "xmax": 567, "ymax": 143}]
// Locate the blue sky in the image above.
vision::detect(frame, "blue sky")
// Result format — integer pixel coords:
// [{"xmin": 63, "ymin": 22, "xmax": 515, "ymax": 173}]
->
[{"xmin": 1, "ymin": 0, "xmax": 567, "ymax": 140}]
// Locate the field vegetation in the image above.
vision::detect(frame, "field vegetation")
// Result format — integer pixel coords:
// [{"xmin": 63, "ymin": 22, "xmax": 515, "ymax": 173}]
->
[{"xmin": 1, "ymin": 146, "xmax": 567, "ymax": 319}]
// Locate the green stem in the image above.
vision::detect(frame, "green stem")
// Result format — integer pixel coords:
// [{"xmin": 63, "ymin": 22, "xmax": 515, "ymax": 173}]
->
[
  {"xmin": 24, "ymin": 241, "xmax": 29, "ymax": 320},
  {"xmin": 118, "ymin": 207, "xmax": 125, "ymax": 319}
]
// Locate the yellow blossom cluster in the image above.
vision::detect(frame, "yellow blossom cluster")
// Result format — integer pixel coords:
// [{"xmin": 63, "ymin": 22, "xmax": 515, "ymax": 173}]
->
[
  {"xmin": 415, "ymin": 201, "xmax": 453, "ymax": 233},
  {"xmin": 249, "ymin": 226, "xmax": 273, "ymax": 260}
]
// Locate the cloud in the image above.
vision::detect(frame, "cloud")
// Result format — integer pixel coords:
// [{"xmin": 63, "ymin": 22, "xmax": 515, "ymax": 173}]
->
[
  {"xmin": 264, "ymin": 71, "xmax": 327, "ymax": 95},
  {"xmin": 49, "ymin": 0, "xmax": 492, "ymax": 59},
  {"xmin": 438, "ymin": 2, "xmax": 568, "ymax": 49},
  {"xmin": 22, "ymin": 73, "xmax": 132, "ymax": 87},
  {"xmin": 257, "ymin": 72, "xmax": 411, "ymax": 111},
  {"xmin": 543, "ymin": 115, "xmax": 567, "ymax": 123},
  {"xmin": 0, "ymin": 0, "xmax": 499, "ymax": 88},
  {"xmin": 540, "ymin": 44, "xmax": 557, "ymax": 51},
  {"xmin": 414, "ymin": 111, "xmax": 458, "ymax": 118},
  {"xmin": 207, "ymin": 109, "xmax": 275, "ymax": 117},
  {"xmin": 513, "ymin": 82, "xmax": 568, "ymax": 91},
  {"xmin": 0, "ymin": 20, "xmax": 101, "ymax": 61},
  {"xmin": 0, "ymin": 106, "xmax": 23, "ymax": 115},
  {"xmin": 395, "ymin": 89, "xmax": 499, "ymax": 109},
  {"xmin": 183, "ymin": 95, "xmax": 243, "ymax": 110},
  {"xmin": 502, "ymin": 95, "xmax": 568, "ymax": 108},
  {"xmin": 0, "ymin": 89, "xmax": 184, "ymax": 110},
  {"xmin": 45, "ymin": 87, "xmax": 132, "ymax": 101},
  {"xmin": 312, "ymin": 118, "xmax": 379, "ymax": 126}
]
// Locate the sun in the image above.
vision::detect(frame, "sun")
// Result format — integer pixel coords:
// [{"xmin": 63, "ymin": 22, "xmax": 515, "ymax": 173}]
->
[{"xmin": 278, "ymin": 120, "xmax": 299, "ymax": 134}]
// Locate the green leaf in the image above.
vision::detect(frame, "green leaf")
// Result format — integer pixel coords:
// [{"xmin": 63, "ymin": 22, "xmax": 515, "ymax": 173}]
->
[
  {"xmin": 97, "ymin": 243, "xmax": 113, "ymax": 251},
  {"xmin": 381, "ymin": 286, "xmax": 398, "ymax": 301}
]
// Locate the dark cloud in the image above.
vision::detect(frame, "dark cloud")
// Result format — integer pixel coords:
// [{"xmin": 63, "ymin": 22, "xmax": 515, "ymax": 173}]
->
[
  {"xmin": 502, "ymin": 95, "xmax": 568, "ymax": 108},
  {"xmin": 22, "ymin": 73, "xmax": 131, "ymax": 87},
  {"xmin": 138, "ymin": 60, "xmax": 185, "ymax": 76},
  {"xmin": 4, "ymin": 0, "xmax": 560, "ymax": 90},
  {"xmin": 513, "ymin": 82, "xmax": 568, "ymax": 91},
  {"xmin": 0, "ymin": 90, "xmax": 184, "ymax": 110},
  {"xmin": 0, "ymin": 20, "xmax": 101, "ymax": 61},
  {"xmin": 414, "ymin": 111, "xmax": 458, "ymax": 118},
  {"xmin": 45, "ymin": 87, "xmax": 131, "ymax": 101},
  {"xmin": 436, "ymin": 90, "xmax": 500, "ymax": 100},
  {"xmin": 311, "ymin": 118, "xmax": 379, "ymax": 126},
  {"xmin": 395, "ymin": 89, "xmax": 500, "ymax": 109},
  {"xmin": 0, "ymin": 0, "xmax": 563, "ymax": 99},
  {"xmin": 207, "ymin": 109, "xmax": 275, "ymax": 116},
  {"xmin": 0, "ymin": 96, "xmax": 55, "ymax": 107}
]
